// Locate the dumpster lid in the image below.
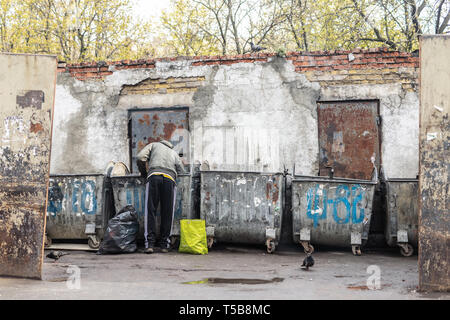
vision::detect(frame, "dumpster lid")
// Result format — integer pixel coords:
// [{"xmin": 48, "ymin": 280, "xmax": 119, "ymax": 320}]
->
[{"xmin": 292, "ymin": 175, "xmax": 377, "ymax": 185}]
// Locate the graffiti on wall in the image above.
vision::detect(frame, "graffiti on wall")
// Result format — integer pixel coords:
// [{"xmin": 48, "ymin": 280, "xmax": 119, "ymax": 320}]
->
[
  {"xmin": 305, "ymin": 184, "xmax": 366, "ymax": 227},
  {"xmin": 47, "ymin": 180, "xmax": 97, "ymax": 216}
]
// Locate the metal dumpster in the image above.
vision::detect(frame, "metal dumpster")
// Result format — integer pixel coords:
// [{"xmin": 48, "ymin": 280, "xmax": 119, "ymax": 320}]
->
[
  {"xmin": 384, "ymin": 178, "xmax": 418, "ymax": 256},
  {"xmin": 110, "ymin": 173, "xmax": 194, "ymax": 246},
  {"xmin": 292, "ymin": 175, "xmax": 377, "ymax": 255},
  {"xmin": 46, "ymin": 174, "xmax": 112, "ymax": 249},
  {"xmin": 200, "ymin": 171, "xmax": 284, "ymax": 253}
]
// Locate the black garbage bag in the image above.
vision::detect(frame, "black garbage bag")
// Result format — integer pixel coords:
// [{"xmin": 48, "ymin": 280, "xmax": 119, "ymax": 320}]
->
[{"xmin": 97, "ymin": 205, "xmax": 139, "ymax": 254}]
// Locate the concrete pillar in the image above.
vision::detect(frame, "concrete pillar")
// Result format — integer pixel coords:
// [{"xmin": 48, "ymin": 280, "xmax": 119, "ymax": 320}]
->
[{"xmin": 418, "ymin": 35, "xmax": 450, "ymax": 291}]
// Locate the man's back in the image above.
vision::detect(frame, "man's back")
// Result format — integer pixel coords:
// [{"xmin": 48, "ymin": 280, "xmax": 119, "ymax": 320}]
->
[{"xmin": 137, "ymin": 140, "xmax": 185, "ymax": 181}]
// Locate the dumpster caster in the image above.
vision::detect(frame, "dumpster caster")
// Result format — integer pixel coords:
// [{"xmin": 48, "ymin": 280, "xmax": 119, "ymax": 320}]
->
[
  {"xmin": 44, "ymin": 234, "xmax": 52, "ymax": 248},
  {"xmin": 300, "ymin": 241, "xmax": 314, "ymax": 254},
  {"xmin": 170, "ymin": 236, "xmax": 179, "ymax": 249},
  {"xmin": 207, "ymin": 236, "xmax": 214, "ymax": 249},
  {"xmin": 266, "ymin": 239, "xmax": 276, "ymax": 254},
  {"xmin": 352, "ymin": 245, "xmax": 362, "ymax": 256},
  {"xmin": 399, "ymin": 243, "xmax": 414, "ymax": 257},
  {"xmin": 88, "ymin": 235, "xmax": 101, "ymax": 250}
]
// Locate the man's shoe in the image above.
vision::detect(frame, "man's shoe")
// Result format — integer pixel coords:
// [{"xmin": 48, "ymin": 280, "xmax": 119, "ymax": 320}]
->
[
  {"xmin": 144, "ymin": 247, "xmax": 154, "ymax": 254},
  {"xmin": 160, "ymin": 245, "xmax": 171, "ymax": 253}
]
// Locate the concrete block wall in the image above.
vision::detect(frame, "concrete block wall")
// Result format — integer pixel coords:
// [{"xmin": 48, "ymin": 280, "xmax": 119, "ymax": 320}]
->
[{"xmin": 52, "ymin": 48, "xmax": 419, "ymax": 179}]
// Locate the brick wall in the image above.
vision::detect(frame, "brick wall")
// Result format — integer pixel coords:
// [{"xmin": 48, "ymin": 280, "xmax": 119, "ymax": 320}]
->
[
  {"xmin": 120, "ymin": 76, "xmax": 205, "ymax": 95},
  {"xmin": 287, "ymin": 48, "xmax": 419, "ymax": 91},
  {"xmin": 58, "ymin": 47, "xmax": 419, "ymax": 91}
]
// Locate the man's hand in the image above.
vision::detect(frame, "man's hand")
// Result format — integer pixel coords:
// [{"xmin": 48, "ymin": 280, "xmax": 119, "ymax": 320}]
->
[{"xmin": 137, "ymin": 160, "xmax": 147, "ymax": 177}]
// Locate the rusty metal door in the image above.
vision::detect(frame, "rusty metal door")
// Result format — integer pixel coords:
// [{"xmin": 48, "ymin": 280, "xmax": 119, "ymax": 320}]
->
[
  {"xmin": 317, "ymin": 100, "xmax": 380, "ymax": 180},
  {"xmin": 129, "ymin": 108, "xmax": 189, "ymax": 173},
  {"xmin": 0, "ymin": 53, "xmax": 57, "ymax": 279}
]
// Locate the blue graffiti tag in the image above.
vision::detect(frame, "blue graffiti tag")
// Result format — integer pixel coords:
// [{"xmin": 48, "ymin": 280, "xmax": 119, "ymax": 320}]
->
[
  {"xmin": 72, "ymin": 180, "xmax": 81, "ymax": 213},
  {"xmin": 333, "ymin": 185, "xmax": 351, "ymax": 224},
  {"xmin": 47, "ymin": 185, "xmax": 63, "ymax": 216},
  {"xmin": 306, "ymin": 185, "xmax": 328, "ymax": 227},
  {"xmin": 47, "ymin": 179, "xmax": 97, "ymax": 216},
  {"xmin": 125, "ymin": 186, "xmax": 146, "ymax": 216},
  {"xmin": 80, "ymin": 181, "xmax": 97, "ymax": 215},
  {"xmin": 351, "ymin": 185, "xmax": 365, "ymax": 223},
  {"xmin": 305, "ymin": 184, "xmax": 365, "ymax": 227}
]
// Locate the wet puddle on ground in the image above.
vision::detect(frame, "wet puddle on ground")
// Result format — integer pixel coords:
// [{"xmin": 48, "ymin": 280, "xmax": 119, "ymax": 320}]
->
[{"xmin": 183, "ymin": 277, "xmax": 284, "ymax": 285}]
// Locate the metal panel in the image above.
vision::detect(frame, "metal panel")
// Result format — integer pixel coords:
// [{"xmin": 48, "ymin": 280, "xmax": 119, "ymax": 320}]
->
[
  {"xmin": 129, "ymin": 108, "xmax": 189, "ymax": 173},
  {"xmin": 200, "ymin": 171, "xmax": 283, "ymax": 251},
  {"xmin": 0, "ymin": 53, "xmax": 57, "ymax": 279},
  {"xmin": 45, "ymin": 174, "xmax": 109, "ymax": 244},
  {"xmin": 317, "ymin": 100, "xmax": 380, "ymax": 180},
  {"xmin": 292, "ymin": 176, "xmax": 376, "ymax": 252},
  {"xmin": 419, "ymin": 35, "xmax": 450, "ymax": 291},
  {"xmin": 110, "ymin": 174, "xmax": 194, "ymax": 240},
  {"xmin": 384, "ymin": 179, "xmax": 418, "ymax": 251}
]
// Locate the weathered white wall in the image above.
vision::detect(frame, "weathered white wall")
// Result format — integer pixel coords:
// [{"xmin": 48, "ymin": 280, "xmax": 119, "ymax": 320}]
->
[{"xmin": 51, "ymin": 56, "xmax": 419, "ymax": 178}]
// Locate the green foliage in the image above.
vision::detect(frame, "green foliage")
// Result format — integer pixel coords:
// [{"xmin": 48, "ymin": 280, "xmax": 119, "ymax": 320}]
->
[
  {"xmin": 0, "ymin": 0, "xmax": 153, "ymax": 62},
  {"xmin": 0, "ymin": 0, "xmax": 448, "ymax": 61}
]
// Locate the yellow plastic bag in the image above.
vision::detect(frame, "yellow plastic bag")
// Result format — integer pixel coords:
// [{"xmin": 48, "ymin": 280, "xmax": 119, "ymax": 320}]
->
[{"xmin": 179, "ymin": 219, "xmax": 208, "ymax": 255}]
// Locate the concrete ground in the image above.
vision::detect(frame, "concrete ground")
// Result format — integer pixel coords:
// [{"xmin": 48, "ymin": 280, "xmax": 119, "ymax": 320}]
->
[{"xmin": 0, "ymin": 244, "xmax": 448, "ymax": 300}]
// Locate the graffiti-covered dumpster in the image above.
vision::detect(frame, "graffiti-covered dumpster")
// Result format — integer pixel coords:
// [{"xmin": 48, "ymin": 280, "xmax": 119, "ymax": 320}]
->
[
  {"xmin": 384, "ymin": 178, "xmax": 418, "ymax": 256},
  {"xmin": 46, "ymin": 174, "xmax": 112, "ymax": 249},
  {"xmin": 200, "ymin": 171, "xmax": 284, "ymax": 253},
  {"xmin": 292, "ymin": 175, "xmax": 377, "ymax": 255},
  {"xmin": 110, "ymin": 174, "xmax": 194, "ymax": 246}
]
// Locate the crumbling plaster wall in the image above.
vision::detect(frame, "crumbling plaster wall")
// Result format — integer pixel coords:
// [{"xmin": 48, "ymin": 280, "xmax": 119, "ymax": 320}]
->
[{"xmin": 51, "ymin": 50, "xmax": 419, "ymax": 179}]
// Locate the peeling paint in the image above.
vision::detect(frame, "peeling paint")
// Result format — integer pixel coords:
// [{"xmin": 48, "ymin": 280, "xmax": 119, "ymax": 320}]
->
[{"xmin": 0, "ymin": 53, "xmax": 56, "ymax": 279}]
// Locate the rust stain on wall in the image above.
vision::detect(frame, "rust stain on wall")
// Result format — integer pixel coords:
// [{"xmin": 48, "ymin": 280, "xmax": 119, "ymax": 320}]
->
[
  {"xmin": 317, "ymin": 101, "xmax": 380, "ymax": 180},
  {"xmin": 30, "ymin": 121, "xmax": 44, "ymax": 133},
  {"xmin": 129, "ymin": 109, "xmax": 190, "ymax": 173}
]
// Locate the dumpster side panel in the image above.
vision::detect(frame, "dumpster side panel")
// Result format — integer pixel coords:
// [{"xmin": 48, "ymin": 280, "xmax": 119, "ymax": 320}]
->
[
  {"xmin": 385, "ymin": 180, "xmax": 419, "ymax": 247},
  {"xmin": 46, "ymin": 175, "xmax": 106, "ymax": 240},
  {"xmin": 111, "ymin": 175, "xmax": 192, "ymax": 240},
  {"xmin": 292, "ymin": 179, "xmax": 375, "ymax": 247},
  {"xmin": 200, "ymin": 172, "xmax": 283, "ymax": 244},
  {"xmin": 0, "ymin": 54, "xmax": 57, "ymax": 279}
]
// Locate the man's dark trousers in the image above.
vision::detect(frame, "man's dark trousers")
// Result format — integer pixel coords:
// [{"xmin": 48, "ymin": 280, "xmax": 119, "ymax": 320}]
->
[{"xmin": 144, "ymin": 175, "xmax": 176, "ymax": 249}]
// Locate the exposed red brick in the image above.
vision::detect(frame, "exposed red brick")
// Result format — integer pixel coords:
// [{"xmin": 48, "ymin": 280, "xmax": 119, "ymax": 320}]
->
[{"xmin": 59, "ymin": 47, "xmax": 418, "ymax": 81}]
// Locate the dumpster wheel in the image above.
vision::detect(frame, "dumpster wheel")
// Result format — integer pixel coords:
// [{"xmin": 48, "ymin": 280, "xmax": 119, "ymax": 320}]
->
[
  {"xmin": 352, "ymin": 245, "xmax": 362, "ymax": 256},
  {"xmin": 266, "ymin": 239, "xmax": 276, "ymax": 254},
  {"xmin": 88, "ymin": 235, "xmax": 101, "ymax": 250},
  {"xmin": 399, "ymin": 243, "xmax": 414, "ymax": 257}
]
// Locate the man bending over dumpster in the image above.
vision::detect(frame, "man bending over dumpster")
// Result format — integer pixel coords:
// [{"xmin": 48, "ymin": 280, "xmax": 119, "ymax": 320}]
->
[{"xmin": 136, "ymin": 140, "xmax": 185, "ymax": 253}]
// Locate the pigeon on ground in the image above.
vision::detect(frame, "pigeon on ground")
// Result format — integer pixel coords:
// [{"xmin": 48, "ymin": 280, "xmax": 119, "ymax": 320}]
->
[
  {"xmin": 301, "ymin": 253, "xmax": 314, "ymax": 270},
  {"xmin": 250, "ymin": 42, "xmax": 266, "ymax": 52},
  {"xmin": 46, "ymin": 251, "xmax": 69, "ymax": 262}
]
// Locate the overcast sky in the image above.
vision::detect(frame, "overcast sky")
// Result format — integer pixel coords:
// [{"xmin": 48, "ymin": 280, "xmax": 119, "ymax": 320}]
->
[{"xmin": 132, "ymin": 0, "xmax": 171, "ymax": 21}]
